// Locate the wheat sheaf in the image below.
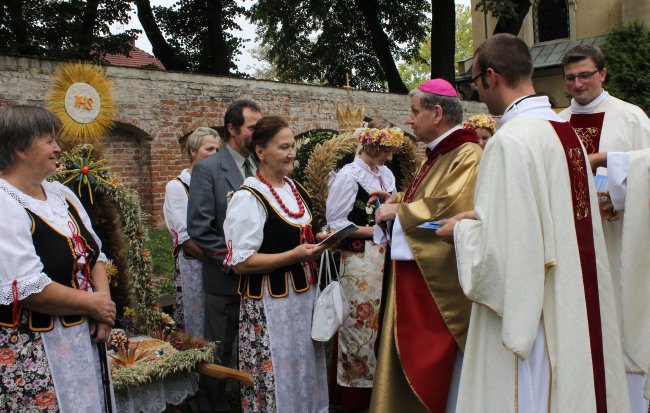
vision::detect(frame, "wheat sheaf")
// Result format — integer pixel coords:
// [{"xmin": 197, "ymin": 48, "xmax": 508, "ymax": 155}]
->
[
  {"xmin": 304, "ymin": 133, "xmax": 422, "ymax": 231},
  {"xmin": 304, "ymin": 132, "xmax": 359, "ymax": 231}
]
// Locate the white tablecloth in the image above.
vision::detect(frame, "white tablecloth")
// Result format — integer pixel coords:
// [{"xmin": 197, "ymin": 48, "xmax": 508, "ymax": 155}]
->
[{"xmin": 115, "ymin": 372, "xmax": 199, "ymax": 413}]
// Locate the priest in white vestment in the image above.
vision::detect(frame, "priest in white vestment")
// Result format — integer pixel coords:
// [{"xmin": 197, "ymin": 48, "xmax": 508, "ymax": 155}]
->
[
  {"xmin": 437, "ymin": 34, "xmax": 630, "ymax": 413},
  {"xmin": 559, "ymin": 45, "xmax": 650, "ymax": 412},
  {"xmin": 589, "ymin": 149, "xmax": 650, "ymax": 411}
]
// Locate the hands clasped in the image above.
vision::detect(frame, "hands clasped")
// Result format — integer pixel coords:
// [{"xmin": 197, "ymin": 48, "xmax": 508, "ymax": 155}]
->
[{"xmin": 88, "ymin": 291, "xmax": 116, "ymax": 327}]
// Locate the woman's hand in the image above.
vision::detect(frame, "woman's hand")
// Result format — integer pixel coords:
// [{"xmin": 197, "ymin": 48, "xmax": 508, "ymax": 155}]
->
[
  {"xmin": 89, "ymin": 320, "xmax": 112, "ymax": 343},
  {"xmin": 87, "ymin": 291, "xmax": 116, "ymax": 327},
  {"xmin": 368, "ymin": 190, "xmax": 395, "ymax": 205},
  {"xmin": 292, "ymin": 243, "xmax": 326, "ymax": 262}
]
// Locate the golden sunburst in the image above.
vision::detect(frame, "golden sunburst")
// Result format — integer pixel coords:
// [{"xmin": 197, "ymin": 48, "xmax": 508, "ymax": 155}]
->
[{"xmin": 47, "ymin": 62, "xmax": 115, "ymax": 145}]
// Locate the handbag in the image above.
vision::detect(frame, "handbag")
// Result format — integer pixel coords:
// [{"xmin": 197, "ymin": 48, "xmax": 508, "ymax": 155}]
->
[{"xmin": 311, "ymin": 249, "xmax": 350, "ymax": 342}]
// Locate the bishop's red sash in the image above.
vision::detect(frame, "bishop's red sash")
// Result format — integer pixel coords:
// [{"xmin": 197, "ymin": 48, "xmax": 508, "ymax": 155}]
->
[
  {"xmin": 569, "ymin": 112, "xmax": 605, "ymax": 154},
  {"xmin": 395, "ymin": 128, "xmax": 478, "ymax": 412},
  {"xmin": 402, "ymin": 128, "xmax": 478, "ymax": 203},
  {"xmin": 550, "ymin": 121, "xmax": 607, "ymax": 413}
]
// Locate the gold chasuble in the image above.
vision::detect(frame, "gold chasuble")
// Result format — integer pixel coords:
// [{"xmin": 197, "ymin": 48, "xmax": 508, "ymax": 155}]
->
[{"xmin": 371, "ymin": 128, "xmax": 481, "ymax": 413}]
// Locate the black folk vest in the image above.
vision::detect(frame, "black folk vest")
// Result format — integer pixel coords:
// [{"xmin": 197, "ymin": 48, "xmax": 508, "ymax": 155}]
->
[
  {"xmin": 339, "ymin": 184, "xmax": 373, "ymax": 252},
  {"xmin": 0, "ymin": 197, "xmax": 100, "ymax": 331},
  {"xmin": 237, "ymin": 182, "xmax": 314, "ymax": 299}
]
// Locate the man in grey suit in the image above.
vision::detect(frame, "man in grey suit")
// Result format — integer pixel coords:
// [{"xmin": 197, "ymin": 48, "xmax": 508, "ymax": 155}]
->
[{"xmin": 187, "ymin": 100, "xmax": 262, "ymax": 412}]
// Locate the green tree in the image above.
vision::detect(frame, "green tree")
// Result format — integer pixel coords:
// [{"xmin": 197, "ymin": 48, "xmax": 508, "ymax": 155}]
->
[
  {"xmin": 0, "ymin": 0, "xmax": 137, "ymax": 61},
  {"xmin": 476, "ymin": 0, "xmax": 531, "ymax": 35},
  {"xmin": 398, "ymin": 3, "xmax": 473, "ymax": 90},
  {"xmin": 250, "ymin": 0, "xmax": 430, "ymax": 92},
  {"xmin": 601, "ymin": 21, "xmax": 650, "ymax": 112},
  {"xmin": 147, "ymin": 0, "xmax": 245, "ymax": 75}
]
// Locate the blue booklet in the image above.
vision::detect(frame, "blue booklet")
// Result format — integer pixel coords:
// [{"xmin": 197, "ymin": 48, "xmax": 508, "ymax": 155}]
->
[
  {"xmin": 594, "ymin": 175, "xmax": 607, "ymax": 192},
  {"xmin": 417, "ymin": 220, "xmax": 443, "ymax": 230}
]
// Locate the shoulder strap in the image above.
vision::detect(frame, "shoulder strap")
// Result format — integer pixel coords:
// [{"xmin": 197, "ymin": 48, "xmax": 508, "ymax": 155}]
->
[{"xmin": 176, "ymin": 177, "xmax": 190, "ymax": 196}]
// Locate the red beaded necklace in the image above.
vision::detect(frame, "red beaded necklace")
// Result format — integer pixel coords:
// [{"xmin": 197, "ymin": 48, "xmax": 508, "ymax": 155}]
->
[{"xmin": 256, "ymin": 170, "xmax": 306, "ymax": 218}]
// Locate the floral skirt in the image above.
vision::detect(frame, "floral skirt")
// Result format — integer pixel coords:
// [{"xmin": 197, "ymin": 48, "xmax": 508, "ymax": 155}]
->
[
  {"xmin": 239, "ymin": 287, "xmax": 328, "ymax": 413},
  {"xmin": 0, "ymin": 315, "xmax": 113, "ymax": 413},
  {"xmin": 0, "ymin": 324, "xmax": 58, "ymax": 412},
  {"xmin": 337, "ymin": 241, "xmax": 386, "ymax": 388},
  {"xmin": 172, "ymin": 255, "xmax": 185, "ymax": 331}
]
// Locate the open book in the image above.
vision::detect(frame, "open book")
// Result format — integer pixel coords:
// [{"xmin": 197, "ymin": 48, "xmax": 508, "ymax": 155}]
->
[{"xmin": 317, "ymin": 224, "xmax": 358, "ymax": 248}]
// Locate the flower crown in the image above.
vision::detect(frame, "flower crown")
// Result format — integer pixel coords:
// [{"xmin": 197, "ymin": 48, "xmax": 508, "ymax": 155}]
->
[
  {"xmin": 463, "ymin": 114, "xmax": 497, "ymax": 134},
  {"xmin": 356, "ymin": 127, "xmax": 405, "ymax": 148}
]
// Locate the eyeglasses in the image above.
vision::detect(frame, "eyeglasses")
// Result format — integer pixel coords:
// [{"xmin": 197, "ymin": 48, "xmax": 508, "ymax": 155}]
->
[
  {"xmin": 470, "ymin": 70, "xmax": 485, "ymax": 90},
  {"xmin": 563, "ymin": 69, "xmax": 600, "ymax": 82}
]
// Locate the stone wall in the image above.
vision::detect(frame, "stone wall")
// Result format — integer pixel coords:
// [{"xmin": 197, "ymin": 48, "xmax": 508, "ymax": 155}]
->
[{"xmin": 0, "ymin": 54, "xmax": 487, "ymax": 225}]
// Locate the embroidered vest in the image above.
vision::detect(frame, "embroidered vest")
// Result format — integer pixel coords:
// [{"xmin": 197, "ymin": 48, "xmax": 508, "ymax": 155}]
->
[
  {"xmin": 339, "ymin": 184, "xmax": 372, "ymax": 252},
  {"xmin": 0, "ymin": 198, "xmax": 100, "ymax": 331},
  {"xmin": 237, "ymin": 182, "xmax": 314, "ymax": 299}
]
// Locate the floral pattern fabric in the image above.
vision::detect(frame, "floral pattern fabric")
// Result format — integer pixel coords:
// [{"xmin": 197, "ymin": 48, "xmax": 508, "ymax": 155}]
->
[
  {"xmin": 239, "ymin": 287, "xmax": 328, "ymax": 413},
  {"xmin": 239, "ymin": 296, "xmax": 276, "ymax": 413},
  {"xmin": 337, "ymin": 241, "xmax": 385, "ymax": 388},
  {"xmin": 172, "ymin": 255, "xmax": 185, "ymax": 331},
  {"xmin": 0, "ymin": 322, "xmax": 58, "ymax": 412}
]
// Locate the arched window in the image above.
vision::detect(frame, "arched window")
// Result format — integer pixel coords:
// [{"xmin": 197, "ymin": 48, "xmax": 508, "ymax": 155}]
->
[{"xmin": 533, "ymin": 0, "xmax": 570, "ymax": 43}]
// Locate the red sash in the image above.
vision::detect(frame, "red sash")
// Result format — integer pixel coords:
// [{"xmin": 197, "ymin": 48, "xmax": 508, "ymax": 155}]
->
[
  {"xmin": 402, "ymin": 128, "xmax": 478, "ymax": 203},
  {"xmin": 569, "ymin": 112, "xmax": 605, "ymax": 154},
  {"xmin": 394, "ymin": 260, "xmax": 456, "ymax": 413},
  {"xmin": 550, "ymin": 121, "xmax": 607, "ymax": 413}
]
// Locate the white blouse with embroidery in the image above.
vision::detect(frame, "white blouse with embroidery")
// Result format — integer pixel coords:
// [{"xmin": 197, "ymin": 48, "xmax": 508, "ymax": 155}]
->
[
  {"xmin": 0, "ymin": 178, "xmax": 107, "ymax": 305},
  {"xmin": 163, "ymin": 169, "xmax": 192, "ymax": 246},
  {"xmin": 223, "ymin": 177, "xmax": 313, "ymax": 267},
  {"xmin": 326, "ymin": 156, "xmax": 396, "ymax": 230}
]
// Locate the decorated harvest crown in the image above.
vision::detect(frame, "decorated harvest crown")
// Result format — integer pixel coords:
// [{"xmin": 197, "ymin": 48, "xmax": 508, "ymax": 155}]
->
[
  {"xmin": 356, "ymin": 127, "xmax": 405, "ymax": 148},
  {"xmin": 336, "ymin": 99, "xmax": 365, "ymax": 133},
  {"xmin": 463, "ymin": 114, "xmax": 497, "ymax": 134},
  {"xmin": 336, "ymin": 74, "xmax": 366, "ymax": 133}
]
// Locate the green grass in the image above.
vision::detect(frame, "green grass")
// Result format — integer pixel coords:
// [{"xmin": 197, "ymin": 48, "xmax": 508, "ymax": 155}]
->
[{"xmin": 146, "ymin": 227, "xmax": 175, "ymax": 297}]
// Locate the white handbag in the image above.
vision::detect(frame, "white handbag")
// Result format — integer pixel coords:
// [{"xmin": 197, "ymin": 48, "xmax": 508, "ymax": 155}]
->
[{"xmin": 311, "ymin": 249, "xmax": 350, "ymax": 342}]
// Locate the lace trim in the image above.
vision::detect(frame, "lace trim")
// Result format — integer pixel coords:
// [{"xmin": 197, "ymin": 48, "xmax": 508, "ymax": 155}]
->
[
  {"xmin": 338, "ymin": 159, "xmax": 396, "ymax": 195},
  {"xmin": 0, "ymin": 273, "xmax": 52, "ymax": 305},
  {"xmin": 228, "ymin": 249, "xmax": 256, "ymax": 267},
  {"xmin": 0, "ymin": 179, "xmax": 70, "ymax": 220},
  {"xmin": 329, "ymin": 218, "xmax": 353, "ymax": 231}
]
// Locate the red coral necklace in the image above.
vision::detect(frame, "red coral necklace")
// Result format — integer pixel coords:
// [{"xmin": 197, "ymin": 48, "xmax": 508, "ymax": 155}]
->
[{"xmin": 256, "ymin": 170, "xmax": 305, "ymax": 218}]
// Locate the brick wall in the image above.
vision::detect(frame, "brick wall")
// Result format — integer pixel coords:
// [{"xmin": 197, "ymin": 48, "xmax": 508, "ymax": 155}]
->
[{"xmin": 0, "ymin": 54, "xmax": 487, "ymax": 225}]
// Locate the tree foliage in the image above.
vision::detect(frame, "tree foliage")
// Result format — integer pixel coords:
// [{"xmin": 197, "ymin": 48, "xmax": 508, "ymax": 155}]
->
[
  {"xmin": 601, "ymin": 21, "xmax": 650, "ymax": 112},
  {"xmin": 398, "ymin": 4, "xmax": 473, "ymax": 90},
  {"xmin": 475, "ymin": 0, "xmax": 531, "ymax": 35},
  {"xmin": 0, "ymin": 0, "xmax": 137, "ymax": 61},
  {"xmin": 250, "ymin": 0, "xmax": 430, "ymax": 92},
  {"xmin": 151, "ymin": 0, "xmax": 245, "ymax": 75}
]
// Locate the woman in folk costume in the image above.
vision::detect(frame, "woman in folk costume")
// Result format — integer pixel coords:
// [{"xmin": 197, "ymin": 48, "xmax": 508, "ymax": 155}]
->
[
  {"xmin": 0, "ymin": 105, "xmax": 117, "ymax": 412},
  {"xmin": 163, "ymin": 127, "xmax": 220, "ymax": 336},
  {"xmin": 223, "ymin": 116, "xmax": 328, "ymax": 412},
  {"xmin": 325, "ymin": 120, "xmax": 404, "ymax": 411},
  {"xmin": 462, "ymin": 114, "xmax": 496, "ymax": 149}
]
